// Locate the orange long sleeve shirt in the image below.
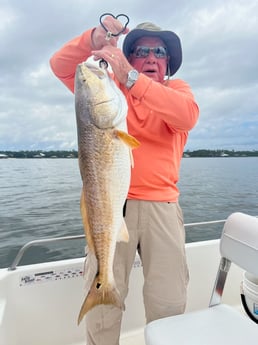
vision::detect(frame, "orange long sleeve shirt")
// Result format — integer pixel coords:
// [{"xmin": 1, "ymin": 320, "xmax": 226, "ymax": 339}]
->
[{"xmin": 50, "ymin": 30, "xmax": 199, "ymax": 202}]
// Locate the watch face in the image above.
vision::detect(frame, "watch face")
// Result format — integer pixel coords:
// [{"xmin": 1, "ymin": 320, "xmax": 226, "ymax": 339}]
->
[
  {"xmin": 129, "ymin": 70, "xmax": 138, "ymax": 80},
  {"xmin": 126, "ymin": 69, "xmax": 139, "ymax": 88}
]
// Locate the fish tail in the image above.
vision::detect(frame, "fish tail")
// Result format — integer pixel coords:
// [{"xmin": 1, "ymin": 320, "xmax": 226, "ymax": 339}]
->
[{"xmin": 77, "ymin": 277, "xmax": 123, "ymax": 325}]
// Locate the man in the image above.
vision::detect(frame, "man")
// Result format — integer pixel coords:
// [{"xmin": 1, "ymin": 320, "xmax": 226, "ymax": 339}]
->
[{"xmin": 50, "ymin": 15, "xmax": 199, "ymax": 345}]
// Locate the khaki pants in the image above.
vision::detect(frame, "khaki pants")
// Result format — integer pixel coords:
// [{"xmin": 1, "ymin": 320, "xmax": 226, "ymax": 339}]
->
[{"xmin": 85, "ymin": 200, "xmax": 189, "ymax": 345}]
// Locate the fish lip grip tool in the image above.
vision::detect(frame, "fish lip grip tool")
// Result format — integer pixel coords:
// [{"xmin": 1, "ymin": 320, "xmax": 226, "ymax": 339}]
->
[
  {"xmin": 99, "ymin": 13, "xmax": 130, "ymax": 69},
  {"xmin": 99, "ymin": 13, "xmax": 130, "ymax": 40}
]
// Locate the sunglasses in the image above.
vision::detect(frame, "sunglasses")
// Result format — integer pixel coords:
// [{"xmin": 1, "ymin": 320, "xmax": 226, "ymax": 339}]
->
[{"xmin": 131, "ymin": 46, "xmax": 167, "ymax": 59}]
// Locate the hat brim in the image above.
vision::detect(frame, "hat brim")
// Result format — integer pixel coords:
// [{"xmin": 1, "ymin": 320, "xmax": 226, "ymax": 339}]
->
[{"xmin": 122, "ymin": 28, "xmax": 182, "ymax": 76}]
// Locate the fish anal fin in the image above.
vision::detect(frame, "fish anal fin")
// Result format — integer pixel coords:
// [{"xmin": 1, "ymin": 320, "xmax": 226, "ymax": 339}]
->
[
  {"xmin": 114, "ymin": 130, "xmax": 140, "ymax": 149},
  {"xmin": 117, "ymin": 219, "xmax": 129, "ymax": 243},
  {"xmin": 77, "ymin": 278, "xmax": 124, "ymax": 325},
  {"xmin": 80, "ymin": 189, "xmax": 95, "ymax": 253},
  {"xmin": 83, "ymin": 251, "xmax": 98, "ymax": 295}
]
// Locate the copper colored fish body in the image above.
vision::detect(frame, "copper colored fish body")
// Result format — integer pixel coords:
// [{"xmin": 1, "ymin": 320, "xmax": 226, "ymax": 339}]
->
[{"xmin": 75, "ymin": 62, "xmax": 139, "ymax": 324}]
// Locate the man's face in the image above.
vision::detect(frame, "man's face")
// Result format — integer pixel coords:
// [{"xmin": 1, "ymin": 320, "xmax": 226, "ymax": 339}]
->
[{"xmin": 128, "ymin": 37, "xmax": 169, "ymax": 83}]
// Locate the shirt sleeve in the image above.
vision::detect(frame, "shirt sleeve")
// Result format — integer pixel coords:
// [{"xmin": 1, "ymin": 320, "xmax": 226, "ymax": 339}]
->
[
  {"xmin": 128, "ymin": 73, "xmax": 199, "ymax": 132},
  {"xmin": 49, "ymin": 29, "xmax": 94, "ymax": 92}
]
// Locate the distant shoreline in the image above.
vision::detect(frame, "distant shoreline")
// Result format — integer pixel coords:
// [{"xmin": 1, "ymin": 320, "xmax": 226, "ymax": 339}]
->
[{"xmin": 1, "ymin": 149, "xmax": 258, "ymax": 159}]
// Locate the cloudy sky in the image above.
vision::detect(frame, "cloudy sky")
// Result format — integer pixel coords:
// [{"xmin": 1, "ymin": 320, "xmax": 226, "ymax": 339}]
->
[{"xmin": 1, "ymin": 0, "xmax": 258, "ymax": 151}]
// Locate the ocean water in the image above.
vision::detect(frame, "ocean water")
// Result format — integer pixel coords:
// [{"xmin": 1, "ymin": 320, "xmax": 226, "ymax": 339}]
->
[{"xmin": 0, "ymin": 157, "xmax": 257, "ymax": 268}]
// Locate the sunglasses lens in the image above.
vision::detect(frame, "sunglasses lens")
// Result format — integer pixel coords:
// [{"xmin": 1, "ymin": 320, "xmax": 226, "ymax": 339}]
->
[
  {"xmin": 154, "ymin": 46, "xmax": 167, "ymax": 58},
  {"xmin": 134, "ymin": 46, "xmax": 149, "ymax": 57},
  {"xmin": 132, "ymin": 46, "xmax": 167, "ymax": 58}
]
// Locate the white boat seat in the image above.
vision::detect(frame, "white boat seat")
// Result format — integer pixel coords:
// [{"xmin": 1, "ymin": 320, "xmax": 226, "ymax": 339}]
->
[
  {"xmin": 145, "ymin": 212, "xmax": 258, "ymax": 345},
  {"xmin": 145, "ymin": 304, "xmax": 258, "ymax": 345}
]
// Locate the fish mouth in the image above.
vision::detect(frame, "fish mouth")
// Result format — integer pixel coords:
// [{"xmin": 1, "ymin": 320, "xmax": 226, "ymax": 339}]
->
[
  {"xmin": 89, "ymin": 66, "xmax": 106, "ymax": 79},
  {"xmin": 80, "ymin": 62, "xmax": 106, "ymax": 79},
  {"xmin": 95, "ymin": 98, "xmax": 116, "ymax": 106}
]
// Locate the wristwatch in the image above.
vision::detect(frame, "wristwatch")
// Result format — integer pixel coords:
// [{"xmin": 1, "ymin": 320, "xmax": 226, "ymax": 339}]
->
[{"xmin": 126, "ymin": 69, "xmax": 139, "ymax": 89}]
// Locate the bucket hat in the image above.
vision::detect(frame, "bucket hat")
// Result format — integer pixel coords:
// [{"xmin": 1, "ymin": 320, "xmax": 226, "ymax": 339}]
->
[{"xmin": 122, "ymin": 22, "xmax": 182, "ymax": 76}]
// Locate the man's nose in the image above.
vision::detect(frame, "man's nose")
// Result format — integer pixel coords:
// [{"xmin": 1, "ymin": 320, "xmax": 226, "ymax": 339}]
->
[{"xmin": 146, "ymin": 51, "xmax": 157, "ymax": 61}]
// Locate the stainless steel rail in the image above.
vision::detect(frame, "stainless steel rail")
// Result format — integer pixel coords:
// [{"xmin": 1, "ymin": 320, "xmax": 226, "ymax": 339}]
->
[
  {"xmin": 8, "ymin": 234, "xmax": 85, "ymax": 271},
  {"xmin": 6, "ymin": 219, "xmax": 231, "ymax": 271},
  {"xmin": 184, "ymin": 219, "xmax": 227, "ymax": 227}
]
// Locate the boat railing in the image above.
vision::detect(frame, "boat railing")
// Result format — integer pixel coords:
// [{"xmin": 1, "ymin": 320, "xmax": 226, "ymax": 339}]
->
[
  {"xmin": 8, "ymin": 219, "xmax": 230, "ymax": 271},
  {"xmin": 8, "ymin": 235, "xmax": 85, "ymax": 271}
]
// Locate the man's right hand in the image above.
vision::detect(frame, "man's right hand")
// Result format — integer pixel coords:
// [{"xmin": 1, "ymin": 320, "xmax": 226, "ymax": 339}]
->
[{"xmin": 91, "ymin": 15, "xmax": 129, "ymax": 50}]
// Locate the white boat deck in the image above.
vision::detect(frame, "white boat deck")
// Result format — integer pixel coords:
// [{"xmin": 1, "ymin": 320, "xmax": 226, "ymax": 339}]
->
[{"xmin": 0, "ymin": 239, "xmax": 246, "ymax": 345}]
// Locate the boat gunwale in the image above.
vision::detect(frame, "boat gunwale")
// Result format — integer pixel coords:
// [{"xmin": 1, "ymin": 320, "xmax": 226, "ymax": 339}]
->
[
  {"xmin": 7, "ymin": 219, "xmax": 230, "ymax": 271},
  {"xmin": 6, "ymin": 216, "xmax": 258, "ymax": 271}
]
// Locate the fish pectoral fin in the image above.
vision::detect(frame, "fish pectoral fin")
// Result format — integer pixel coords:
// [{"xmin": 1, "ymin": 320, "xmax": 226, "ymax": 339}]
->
[
  {"xmin": 80, "ymin": 189, "xmax": 95, "ymax": 253},
  {"xmin": 77, "ymin": 278, "xmax": 124, "ymax": 325},
  {"xmin": 114, "ymin": 129, "xmax": 140, "ymax": 149},
  {"xmin": 117, "ymin": 219, "xmax": 129, "ymax": 243}
]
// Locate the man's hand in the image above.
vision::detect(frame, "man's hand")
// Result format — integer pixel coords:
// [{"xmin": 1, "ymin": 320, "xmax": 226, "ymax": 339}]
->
[
  {"xmin": 91, "ymin": 15, "xmax": 129, "ymax": 50},
  {"xmin": 92, "ymin": 45, "xmax": 133, "ymax": 86}
]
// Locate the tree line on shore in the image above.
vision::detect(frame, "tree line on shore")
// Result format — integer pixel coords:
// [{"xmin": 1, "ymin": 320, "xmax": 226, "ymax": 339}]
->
[{"xmin": 1, "ymin": 149, "xmax": 258, "ymax": 159}]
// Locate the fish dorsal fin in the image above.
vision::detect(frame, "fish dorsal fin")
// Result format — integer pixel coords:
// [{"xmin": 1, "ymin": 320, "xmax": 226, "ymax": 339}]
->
[
  {"xmin": 117, "ymin": 219, "xmax": 129, "ymax": 243},
  {"xmin": 114, "ymin": 130, "xmax": 140, "ymax": 149}
]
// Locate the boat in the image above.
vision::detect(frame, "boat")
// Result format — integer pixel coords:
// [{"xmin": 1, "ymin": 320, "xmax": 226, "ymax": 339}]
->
[
  {"xmin": 0, "ymin": 154, "xmax": 8, "ymax": 159},
  {"xmin": 0, "ymin": 215, "xmax": 257, "ymax": 345}
]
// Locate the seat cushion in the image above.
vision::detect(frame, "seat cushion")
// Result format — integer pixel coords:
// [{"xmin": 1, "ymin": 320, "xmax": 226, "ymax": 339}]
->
[{"xmin": 145, "ymin": 304, "xmax": 258, "ymax": 345}]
